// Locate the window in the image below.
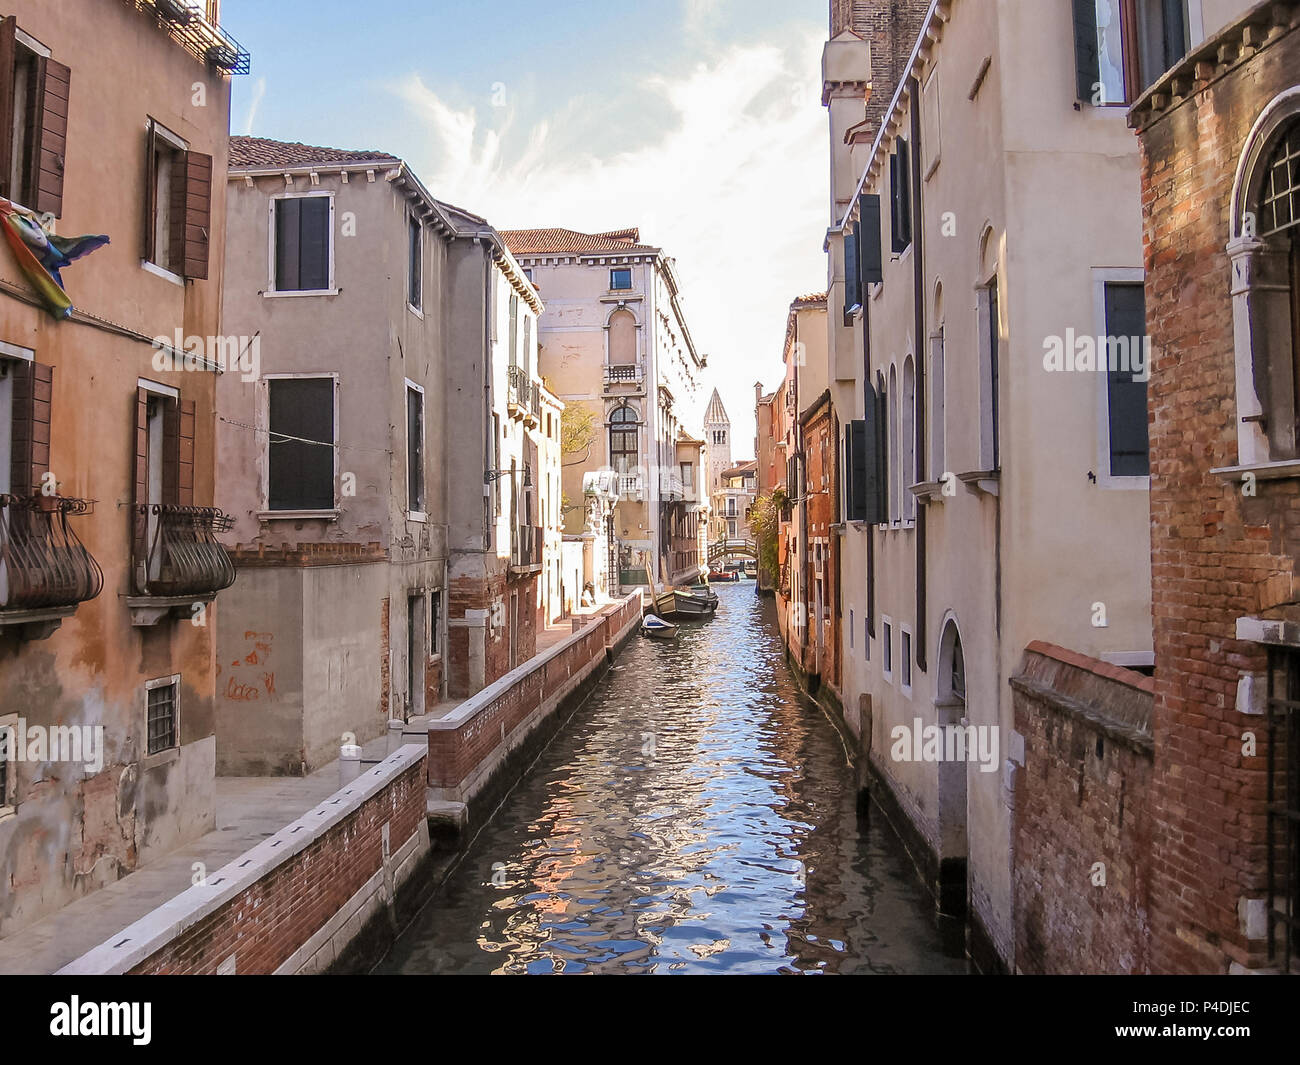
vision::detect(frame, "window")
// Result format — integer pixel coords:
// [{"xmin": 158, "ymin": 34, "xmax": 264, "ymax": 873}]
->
[
  {"xmin": 887, "ymin": 365, "xmax": 899, "ymax": 521},
  {"xmin": 523, "ymin": 316, "xmax": 532, "ymax": 377},
  {"xmin": 901, "ymin": 626, "xmax": 913, "ymax": 693},
  {"xmin": 1233, "ymin": 113, "xmax": 1300, "ymax": 464},
  {"xmin": 408, "ymin": 213, "xmax": 422, "ymax": 310},
  {"xmin": 609, "ymin": 308, "xmax": 637, "ymax": 366},
  {"xmin": 609, "ymin": 405, "xmax": 637, "ymax": 475},
  {"xmin": 890, "ymin": 138, "xmax": 913, "ymax": 253},
  {"xmin": 508, "ymin": 292, "xmax": 519, "ymax": 366},
  {"xmin": 902, "ymin": 356, "xmax": 916, "ymax": 520},
  {"xmin": 0, "ymin": 19, "xmax": 68, "ymax": 217},
  {"xmin": 145, "ymin": 120, "xmax": 212, "ymax": 279},
  {"xmin": 1265, "ymin": 646, "xmax": 1300, "ymax": 970},
  {"xmin": 406, "ymin": 381, "xmax": 424, "ymax": 515},
  {"xmin": 844, "ymin": 230, "xmax": 861, "ymax": 324},
  {"xmin": 883, "ymin": 617, "xmax": 894, "ymax": 680},
  {"xmin": 272, "ymin": 194, "xmax": 332, "ymax": 292},
  {"xmin": 979, "ymin": 278, "xmax": 1001, "ymax": 471},
  {"xmin": 1072, "ymin": 0, "xmax": 1190, "ymax": 106},
  {"xmin": 850, "ymin": 610, "xmax": 855, "ymax": 650},
  {"xmin": 922, "ymin": 69, "xmax": 941, "ymax": 178},
  {"xmin": 610, "ymin": 267, "xmax": 632, "ymax": 291},
  {"xmin": 931, "ymin": 323, "xmax": 946, "ymax": 479},
  {"xmin": 146, "ymin": 677, "xmax": 179, "ymax": 756},
  {"xmin": 267, "ymin": 377, "xmax": 335, "ymax": 511},
  {"xmin": 1102, "ymin": 281, "xmax": 1150, "ymax": 477},
  {"xmin": 430, "ymin": 590, "xmax": 441, "ymax": 655}
]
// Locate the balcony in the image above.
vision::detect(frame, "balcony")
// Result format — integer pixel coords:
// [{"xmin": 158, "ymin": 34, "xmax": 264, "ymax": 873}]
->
[
  {"xmin": 510, "ymin": 524, "xmax": 543, "ymax": 576},
  {"xmin": 129, "ymin": 504, "xmax": 236, "ymax": 625},
  {"xmin": 0, "ymin": 495, "xmax": 103, "ymax": 640},
  {"xmin": 124, "ymin": 1, "xmax": 252, "ymax": 74},
  {"xmin": 507, "ymin": 366, "xmax": 540, "ymax": 426},
  {"xmin": 528, "ymin": 382, "xmax": 541, "ymax": 427},
  {"xmin": 604, "ymin": 363, "xmax": 644, "ymax": 391},
  {"xmin": 618, "ymin": 472, "xmax": 644, "ymax": 502}
]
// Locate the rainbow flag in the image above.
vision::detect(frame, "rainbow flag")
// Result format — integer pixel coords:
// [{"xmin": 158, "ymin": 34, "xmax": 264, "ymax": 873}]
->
[{"xmin": 0, "ymin": 197, "xmax": 108, "ymax": 320}]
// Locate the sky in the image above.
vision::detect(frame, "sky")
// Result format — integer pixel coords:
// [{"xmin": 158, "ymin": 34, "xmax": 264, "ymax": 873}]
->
[{"xmin": 222, "ymin": 0, "xmax": 830, "ymax": 453}]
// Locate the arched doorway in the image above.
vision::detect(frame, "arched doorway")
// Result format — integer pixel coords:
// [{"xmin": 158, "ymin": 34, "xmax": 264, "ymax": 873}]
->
[{"xmin": 935, "ymin": 615, "xmax": 968, "ymax": 917}]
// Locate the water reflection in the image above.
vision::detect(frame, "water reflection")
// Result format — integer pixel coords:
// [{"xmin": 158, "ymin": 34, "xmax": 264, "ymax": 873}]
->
[{"xmin": 378, "ymin": 585, "xmax": 968, "ymax": 974}]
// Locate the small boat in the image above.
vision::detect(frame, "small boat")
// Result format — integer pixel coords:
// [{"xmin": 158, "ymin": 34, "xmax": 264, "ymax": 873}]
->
[
  {"xmin": 656, "ymin": 585, "xmax": 718, "ymax": 620},
  {"xmin": 641, "ymin": 614, "xmax": 679, "ymax": 639}
]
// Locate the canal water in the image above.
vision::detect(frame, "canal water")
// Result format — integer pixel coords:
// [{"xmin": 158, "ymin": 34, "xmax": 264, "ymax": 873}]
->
[{"xmin": 377, "ymin": 583, "xmax": 968, "ymax": 974}]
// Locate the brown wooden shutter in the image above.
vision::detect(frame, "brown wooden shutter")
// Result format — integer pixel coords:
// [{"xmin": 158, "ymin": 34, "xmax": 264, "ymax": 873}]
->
[
  {"xmin": 182, "ymin": 151, "xmax": 211, "ymax": 279},
  {"xmin": 32, "ymin": 57, "xmax": 69, "ymax": 218},
  {"xmin": 0, "ymin": 17, "xmax": 16, "ymax": 201},
  {"xmin": 143, "ymin": 120, "xmax": 157, "ymax": 261},
  {"xmin": 178, "ymin": 398, "xmax": 195, "ymax": 506},
  {"xmin": 8, "ymin": 360, "xmax": 50, "ymax": 496},
  {"xmin": 168, "ymin": 151, "xmax": 186, "ymax": 274}
]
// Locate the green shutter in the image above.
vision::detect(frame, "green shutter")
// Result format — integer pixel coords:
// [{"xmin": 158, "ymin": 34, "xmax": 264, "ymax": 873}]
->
[
  {"xmin": 1073, "ymin": 0, "xmax": 1100, "ymax": 102},
  {"xmin": 858, "ymin": 194, "xmax": 883, "ymax": 284},
  {"xmin": 844, "ymin": 230, "xmax": 861, "ymax": 325}
]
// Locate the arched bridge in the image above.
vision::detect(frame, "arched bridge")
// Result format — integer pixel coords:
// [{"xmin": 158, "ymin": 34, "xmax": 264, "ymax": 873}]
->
[{"xmin": 708, "ymin": 538, "xmax": 757, "ymax": 564}]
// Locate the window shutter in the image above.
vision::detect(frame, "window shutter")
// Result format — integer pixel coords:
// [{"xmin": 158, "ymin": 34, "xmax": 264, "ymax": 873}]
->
[
  {"xmin": 178, "ymin": 398, "xmax": 195, "ymax": 505},
  {"xmin": 843, "ymin": 230, "xmax": 860, "ymax": 325},
  {"xmin": 181, "ymin": 152, "xmax": 211, "ymax": 279},
  {"xmin": 863, "ymin": 379, "xmax": 887, "ymax": 525},
  {"xmin": 33, "ymin": 58, "xmax": 69, "ymax": 218},
  {"xmin": 848, "ymin": 419, "xmax": 868, "ymax": 522},
  {"xmin": 161, "ymin": 398, "xmax": 179, "ymax": 504},
  {"xmin": 298, "ymin": 196, "xmax": 329, "ymax": 290},
  {"xmin": 9, "ymin": 360, "xmax": 51, "ymax": 496},
  {"xmin": 1104, "ymin": 282, "xmax": 1149, "ymax": 476},
  {"xmin": 144, "ymin": 120, "xmax": 158, "ymax": 260},
  {"xmin": 891, "ymin": 140, "xmax": 912, "ymax": 252},
  {"xmin": 1073, "ymin": 0, "xmax": 1100, "ymax": 102},
  {"xmin": 274, "ymin": 198, "xmax": 299, "ymax": 290},
  {"xmin": 167, "ymin": 151, "xmax": 186, "ymax": 274},
  {"xmin": 0, "ymin": 18, "xmax": 16, "ymax": 201},
  {"xmin": 858, "ymin": 193, "xmax": 883, "ymax": 285}
]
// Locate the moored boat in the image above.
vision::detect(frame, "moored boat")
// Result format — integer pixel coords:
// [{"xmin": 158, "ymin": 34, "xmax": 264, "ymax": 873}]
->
[{"xmin": 641, "ymin": 614, "xmax": 679, "ymax": 639}]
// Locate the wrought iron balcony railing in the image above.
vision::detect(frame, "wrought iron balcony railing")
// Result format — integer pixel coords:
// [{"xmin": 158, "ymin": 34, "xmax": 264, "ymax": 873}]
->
[
  {"xmin": 529, "ymin": 382, "xmax": 541, "ymax": 420},
  {"xmin": 0, "ymin": 495, "xmax": 103, "ymax": 612},
  {"xmin": 604, "ymin": 363, "xmax": 643, "ymax": 388},
  {"xmin": 507, "ymin": 365, "xmax": 528, "ymax": 413},
  {"xmin": 132, "ymin": 504, "xmax": 236, "ymax": 598}
]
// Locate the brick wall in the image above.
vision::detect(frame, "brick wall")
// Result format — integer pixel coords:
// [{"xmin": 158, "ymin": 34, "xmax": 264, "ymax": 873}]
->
[
  {"xmin": 429, "ymin": 595, "xmax": 641, "ymax": 802},
  {"xmin": 1010, "ymin": 643, "xmax": 1155, "ymax": 974},
  {"xmin": 62, "ymin": 747, "xmax": 429, "ymax": 975},
  {"xmin": 831, "ymin": 0, "xmax": 932, "ymax": 137},
  {"xmin": 1129, "ymin": 5, "xmax": 1300, "ymax": 973}
]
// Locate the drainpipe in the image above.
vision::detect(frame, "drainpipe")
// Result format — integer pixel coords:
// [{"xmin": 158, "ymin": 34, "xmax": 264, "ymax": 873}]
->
[{"xmin": 910, "ymin": 75, "xmax": 928, "ymax": 674}]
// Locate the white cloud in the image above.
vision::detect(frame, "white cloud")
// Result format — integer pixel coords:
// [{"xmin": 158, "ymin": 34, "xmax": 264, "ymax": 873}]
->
[
  {"xmin": 241, "ymin": 77, "xmax": 266, "ymax": 136},
  {"xmin": 392, "ymin": 32, "xmax": 828, "ymax": 451}
]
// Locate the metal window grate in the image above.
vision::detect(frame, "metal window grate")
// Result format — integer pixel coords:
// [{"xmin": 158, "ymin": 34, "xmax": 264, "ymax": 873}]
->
[
  {"xmin": 1259, "ymin": 122, "xmax": 1300, "ymax": 238},
  {"xmin": 1265, "ymin": 647, "xmax": 1300, "ymax": 971},
  {"xmin": 147, "ymin": 682, "xmax": 178, "ymax": 755}
]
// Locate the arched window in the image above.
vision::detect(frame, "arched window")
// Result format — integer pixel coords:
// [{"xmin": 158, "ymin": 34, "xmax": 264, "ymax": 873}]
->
[
  {"xmin": 902, "ymin": 356, "xmax": 916, "ymax": 521},
  {"xmin": 1230, "ymin": 100, "xmax": 1300, "ymax": 464},
  {"xmin": 887, "ymin": 364, "xmax": 899, "ymax": 522},
  {"xmin": 609, "ymin": 405, "xmax": 638, "ymax": 475},
  {"xmin": 608, "ymin": 308, "xmax": 636, "ymax": 366},
  {"xmin": 937, "ymin": 617, "xmax": 966, "ymax": 712}
]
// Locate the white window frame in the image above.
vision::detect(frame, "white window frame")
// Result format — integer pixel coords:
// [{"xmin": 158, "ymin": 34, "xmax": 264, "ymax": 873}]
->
[
  {"xmin": 405, "ymin": 378, "xmax": 426, "ymax": 522},
  {"xmin": 882, "ymin": 615, "xmax": 895, "ymax": 684},
  {"xmin": 142, "ymin": 119, "xmax": 189, "ymax": 285},
  {"xmin": 143, "ymin": 673, "xmax": 181, "ymax": 769},
  {"xmin": 266, "ymin": 190, "xmax": 337, "ymax": 297},
  {"xmin": 0, "ymin": 344, "xmax": 34, "ymax": 499},
  {"xmin": 259, "ymin": 372, "xmax": 340, "ymax": 519},
  {"xmin": 1092, "ymin": 267, "xmax": 1150, "ymax": 490}
]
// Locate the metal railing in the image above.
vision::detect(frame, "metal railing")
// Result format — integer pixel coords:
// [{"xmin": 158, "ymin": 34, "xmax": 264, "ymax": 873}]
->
[
  {"xmin": 132, "ymin": 504, "xmax": 236, "ymax": 597},
  {"xmin": 507, "ymin": 365, "xmax": 528, "ymax": 411},
  {"xmin": 604, "ymin": 364, "xmax": 642, "ymax": 387},
  {"xmin": 0, "ymin": 495, "xmax": 103, "ymax": 611},
  {"xmin": 124, "ymin": 1, "xmax": 251, "ymax": 74},
  {"xmin": 529, "ymin": 382, "xmax": 541, "ymax": 420}
]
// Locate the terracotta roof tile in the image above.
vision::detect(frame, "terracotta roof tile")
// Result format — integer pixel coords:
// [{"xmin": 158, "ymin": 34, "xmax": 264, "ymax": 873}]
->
[
  {"xmin": 229, "ymin": 136, "xmax": 400, "ymax": 169},
  {"xmin": 500, "ymin": 227, "xmax": 660, "ymax": 256}
]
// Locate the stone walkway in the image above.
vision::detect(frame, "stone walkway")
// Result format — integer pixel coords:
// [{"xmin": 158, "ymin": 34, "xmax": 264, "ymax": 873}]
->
[{"xmin": 0, "ymin": 613, "xmax": 602, "ymax": 974}]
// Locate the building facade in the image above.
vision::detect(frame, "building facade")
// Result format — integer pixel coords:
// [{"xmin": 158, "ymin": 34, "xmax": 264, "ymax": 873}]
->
[
  {"xmin": 1129, "ymin": 0, "xmax": 1300, "ymax": 973},
  {"xmin": 0, "ymin": 0, "xmax": 245, "ymax": 933},
  {"xmin": 501, "ymin": 228, "xmax": 708, "ymax": 589},
  {"xmin": 817, "ymin": 0, "xmax": 1253, "ymax": 970},
  {"xmin": 216, "ymin": 137, "xmax": 558, "ymax": 773}
]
